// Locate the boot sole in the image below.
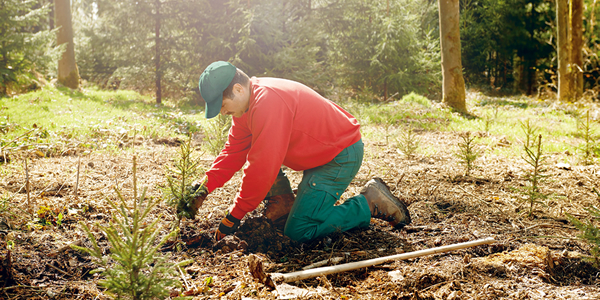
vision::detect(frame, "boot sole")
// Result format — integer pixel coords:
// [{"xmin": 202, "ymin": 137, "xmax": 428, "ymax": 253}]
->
[{"xmin": 372, "ymin": 177, "xmax": 411, "ymax": 228}]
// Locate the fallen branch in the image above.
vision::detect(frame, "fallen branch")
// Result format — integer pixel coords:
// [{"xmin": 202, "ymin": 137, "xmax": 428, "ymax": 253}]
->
[
  {"xmin": 25, "ymin": 158, "xmax": 31, "ymax": 214},
  {"xmin": 46, "ymin": 263, "xmax": 72, "ymax": 277},
  {"xmin": 506, "ymin": 223, "xmax": 573, "ymax": 235},
  {"xmin": 267, "ymin": 237, "xmax": 496, "ymax": 284},
  {"xmin": 75, "ymin": 156, "xmax": 81, "ymax": 197},
  {"xmin": 0, "ymin": 285, "xmax": 44, "ymax": 291},
  {"xmin": 404, "ymin": 225, "xmax": 442, "ymax": 233},
  {"xmin": 0, "ymin": 129, "xmax": 36, "ymax": 152},
  {"xmin": 48, "ymin": 240, "xmax": 83, "ymax": 258}
]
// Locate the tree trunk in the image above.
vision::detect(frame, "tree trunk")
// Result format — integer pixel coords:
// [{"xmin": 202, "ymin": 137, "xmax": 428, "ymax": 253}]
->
[
  {"xmin": 556, "ymin": 0, "xmax": 572, "ymax": 101},
  {"xmin": 590, "ymin": 0, "xmax": 597, "ymax": 45},
  {"xmin": 438, "ymin": 0, "xmax": 466, "ymax": 112},
  {"xmin": 570, "ymin": 0, "xmax": 584, "ymax": 99},
  {"xmin": 49, "ymin": 0, "xmax": 54, "ymax": 30},
  {"xmin": 55, "ymin": 0, "xmax": 79, "ymax": 89},
  {"xmin": 155, "ymin": 0, "xmax": 162, "ymax": 105}
]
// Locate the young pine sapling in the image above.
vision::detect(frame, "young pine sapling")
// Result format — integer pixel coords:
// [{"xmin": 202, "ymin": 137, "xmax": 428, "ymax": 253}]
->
[
  {"xmin": 396, "ymin": 126, "xmax": 420, "ymax": 159},
  {"xmin": 203, "ymin": 114, "xmax": 231, "ymax": 156},
  {"xmin": 577, "ymin": 110, "xmax": 598, "ymax": 166},
  {"xmin": 164, "ymin": 136, "xmax": 206, "ymax": 226},
  {"xmin": 520, "ymin": 120, "xmax": 549, "ymax": 217},
  {"xmin": 455, "ymin": 131, "xmax": 480, "ymax": 177},
  {"xmin": 566, "ymin": 188, "xmax": 600, "ymax": 267},
  {"xmin": 73, "ymin": 156, "xmax": 192, "ymax": 300}
]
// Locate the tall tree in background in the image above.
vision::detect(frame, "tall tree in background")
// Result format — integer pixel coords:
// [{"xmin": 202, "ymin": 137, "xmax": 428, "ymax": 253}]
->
[
  {"xmin": 570, "ymin": 0, "xmax": 584, "ymax": 99},
  {"xmin": 154, "ymin": 0, "xmax": 162, "ymax": 104},
  {"xmin": 322, "ymin": 0, "xmax": 441, "ymax": 100},
  {"xmin": 55, "ymin": 0, "xmax": 80, "ymax": 89},
  {"xmin": 556, "ymin": 0, "xmax": 572, "ymax": 101},
  {"xmin": 74, "ymin": 0, "xmax": 234, "ymax": 103},
  {"xmin": 438, "ymin": 0, "xmax": 466, "ymax": 112},
  {"xmin": 73, "ymin": 0, "xmax": 441, "ymax": 102},
  {"xmin": 460, "ymin": 1, "xmax": 553, "ymax": 94},
  {"xmin": 0, "ymin": 0, "xmax": 57, "ymax": 96}
]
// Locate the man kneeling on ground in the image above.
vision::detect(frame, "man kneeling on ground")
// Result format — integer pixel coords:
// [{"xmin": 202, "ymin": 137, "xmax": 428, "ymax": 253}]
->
[{"xmin": 187, "ymin": 61, "xmax": 411, "ymax": 242}]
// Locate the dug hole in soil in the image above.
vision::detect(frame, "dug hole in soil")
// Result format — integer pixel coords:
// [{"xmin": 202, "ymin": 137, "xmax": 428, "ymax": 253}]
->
[{"xmin": 0, "ymin": 131, "xmax": 599, "ymax": 299}]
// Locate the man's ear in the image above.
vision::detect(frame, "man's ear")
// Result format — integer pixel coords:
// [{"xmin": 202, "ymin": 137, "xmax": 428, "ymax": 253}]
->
[{"xmin": 233, "ymin": 83, "xmax": 245, "ymax": 96}]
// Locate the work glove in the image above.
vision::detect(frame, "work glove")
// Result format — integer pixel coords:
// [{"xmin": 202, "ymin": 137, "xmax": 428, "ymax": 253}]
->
[
  {"xmin": 189, "ymin": 180, "xmax": 209, "ymax": 212},
  {"xmin": 215, "ymin": 213, "xmax": 240, "ymax": 241},
  {"xmin": 175, "ymin": 179, "xmax": 209, "ymax": 219}
]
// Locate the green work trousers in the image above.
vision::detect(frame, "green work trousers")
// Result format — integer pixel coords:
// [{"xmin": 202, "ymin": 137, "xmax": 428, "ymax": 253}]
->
[{"xmin": 283, "ymin": 139, "xmax": 371, "ymax": 242}]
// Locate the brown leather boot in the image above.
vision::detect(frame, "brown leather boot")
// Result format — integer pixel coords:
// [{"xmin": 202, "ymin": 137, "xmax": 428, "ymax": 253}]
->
[
  {"xmin": 264, "ymin": 193, "xmax": 295, "ymax": 222},
  {"xmin": 360, "ymin": 177, "xmax": 411, "ymax": 229}
]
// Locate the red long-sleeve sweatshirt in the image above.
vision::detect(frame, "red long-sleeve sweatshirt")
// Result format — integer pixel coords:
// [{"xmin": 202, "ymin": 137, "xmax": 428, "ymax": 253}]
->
[{"xmin": 205, "ymin": 77, "xmax": 361, "ymax": 220}]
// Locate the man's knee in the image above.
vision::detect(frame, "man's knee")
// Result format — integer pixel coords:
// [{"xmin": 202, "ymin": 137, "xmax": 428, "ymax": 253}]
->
[{"xmin": 284, "ymin": 220, "xmax": 315, "ymax": 243}]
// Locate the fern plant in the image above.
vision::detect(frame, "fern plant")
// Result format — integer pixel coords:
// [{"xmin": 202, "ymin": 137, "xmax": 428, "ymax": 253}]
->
[
  {"xmin": 73, "ymin": 156, "xmax": 192, "ymax": 300},
  {"xmin": 164, "ymin": 136, "xmax": 205, "ymax": 222}
]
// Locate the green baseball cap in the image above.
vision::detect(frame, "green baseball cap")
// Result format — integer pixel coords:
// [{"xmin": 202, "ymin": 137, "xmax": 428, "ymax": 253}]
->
[{"xmin": 199, "ymin": 61, "xmax": 236, "ymax": 119}]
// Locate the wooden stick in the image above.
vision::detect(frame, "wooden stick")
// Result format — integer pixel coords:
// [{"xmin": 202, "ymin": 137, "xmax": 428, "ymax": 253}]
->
[
  {"xmin": 25, "ymin": 158, "xmax": 30, "ymax": 214},
  {"xmin": 178, "ymin": 266, "xmax": 191, "ymax": 291},
  {"xmin": 46, "ymin": 263, "xmax": 72, "ymax": 277},
  {"xmin": 47, "ymin": 240, "xmax": 83, "ymax": 257},
  {"xmin": 0, "ymin": 129, "xmax": 35, "ymax": 152},
  {"xmin": 74, "ymin": 156, "xmax": 81, "ymax": 197},
  {"xmin": 271, "ymin": 237, "xmax": 496, "ymax": 283},
  {"xmin": 133, "ymin": 155, "xmax": 137, "ymax": 202}
]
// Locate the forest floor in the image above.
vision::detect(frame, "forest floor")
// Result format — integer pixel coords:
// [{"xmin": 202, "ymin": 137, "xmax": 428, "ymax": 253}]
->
[{"xmin": 0, "ymin": 127, "xmax": 599, "ymax": 299}]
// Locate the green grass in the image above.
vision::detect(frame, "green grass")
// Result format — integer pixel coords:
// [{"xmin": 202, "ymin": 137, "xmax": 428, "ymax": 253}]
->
[
  {"xmin": 0, "ymin": 86, "xmax": 206, "ymax": 155},
  {"xmin": 355, "ymin": 91, "xmax": 597, "ymax": 163},
  {"xmin": 1, "ymin": 86, "xmax": 597, "ymax": 165}
]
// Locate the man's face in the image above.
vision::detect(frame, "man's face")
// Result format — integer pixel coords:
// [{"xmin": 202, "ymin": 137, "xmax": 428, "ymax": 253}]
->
[{"xmin": 220, "ymin": 83, "xmax": 249, "ymax": 118}]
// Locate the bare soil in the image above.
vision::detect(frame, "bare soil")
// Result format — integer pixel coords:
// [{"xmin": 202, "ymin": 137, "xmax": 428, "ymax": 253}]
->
[{"xmin": 0, "ymin": 130, "xmax": 599, "ymax": 299}]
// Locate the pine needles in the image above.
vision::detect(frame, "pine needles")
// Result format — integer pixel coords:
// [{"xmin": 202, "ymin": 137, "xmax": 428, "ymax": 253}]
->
[
  {"xmin": 396, "ymin": 126, "xmax": 420, "ymax": 159},
  {"xmin": 576, "ymin": 110, "xmax": 598, "ymax": 165},
  {"xmin": 455, "ymin": 131, "xmax": 480, "ymax": 176},
  {"xmin": 163, "ymin": 136, "xmax": 206, "ymax": 222},
  {"xmin": 520, "ymin": 120, "xmax": 549, "ymax": 218},
  {"xmin": 73, "ymin": 156, "xmax": 192, "ymax": 300},
  {"xmin": 202, "ymin": 114, "xmax": 231, "ymax": 156},
  {"xmin": 566, "ymin": 188, "xmax": 600, "ymax": 267}
]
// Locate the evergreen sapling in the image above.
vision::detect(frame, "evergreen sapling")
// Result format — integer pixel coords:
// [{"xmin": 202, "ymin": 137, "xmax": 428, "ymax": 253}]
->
[
  {"xmin": 203, "ymin": 114, "xmax": 231, "ymax": 156},
  {"xmin": 455, "ymin": 131, "xmax": 480, "ymax": 177},
  {"xmin": 520, "ymin": 120, "xmax": 549, "ymax": 217},
  {"xmin": 566, "ymin": 188, "xmax": 600, "ymax": 267},
  {"xmin": 396, "ymin": 126, "xmax": 420, "ymax": 159},
  {"xmin": 73, "ymin": 156, "xmax": 192, "ymax": 300},
  {"xmin": 164, "ymin": 136, "xmax": 206, "ymax": 223},
  {"xmin": 576, "ymin": 110, "xmax": 598, "ymax": 165}
]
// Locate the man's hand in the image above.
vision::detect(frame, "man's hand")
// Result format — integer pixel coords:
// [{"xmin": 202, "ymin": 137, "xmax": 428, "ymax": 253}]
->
[
  {"xmin": 177, "ymin": 178, "xmax": 209, "ymax": 219},
  {"xmin": 190, "ymin": 181, "xmax": 209, "ymax": 213},
  {"xmin": 215, "ymin": 213, "xmax": 240, "ymax": 241}
]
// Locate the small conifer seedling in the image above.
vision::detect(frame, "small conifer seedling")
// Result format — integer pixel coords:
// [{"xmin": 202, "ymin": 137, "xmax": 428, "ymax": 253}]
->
[
  {"xmin": 566, "ymin": 188, "xmax": 600, "ymax": 267},
  {"xmin": 396, "ymin": 126, "xmax": 420, "ymax": 159},
  {"xmin": 164, "ymin": 136, "xmax": 206, "ymax": 224},
  {"xmin": 203, "ymin": 113, "xmax": 231, "ymax": 156},
  {"xmin": 73, "ymin": 156, "xmax": 192, "ymax": 300},
  {"xmin": 520, "ymin": 120, "xmax": 549, "ymax": 217},
  {"xmin": 455, "ymin": 131, "xmax": 480, "ymax": 176},
  {"xmin": 577, "ymin": 110, "xmax": 598, "ymax": 165}
]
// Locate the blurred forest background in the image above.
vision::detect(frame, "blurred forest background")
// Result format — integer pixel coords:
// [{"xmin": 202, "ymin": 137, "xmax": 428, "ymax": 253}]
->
[{"xmin": 2, "ymin": 0, "xmax": 600, "ymax": 105}]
